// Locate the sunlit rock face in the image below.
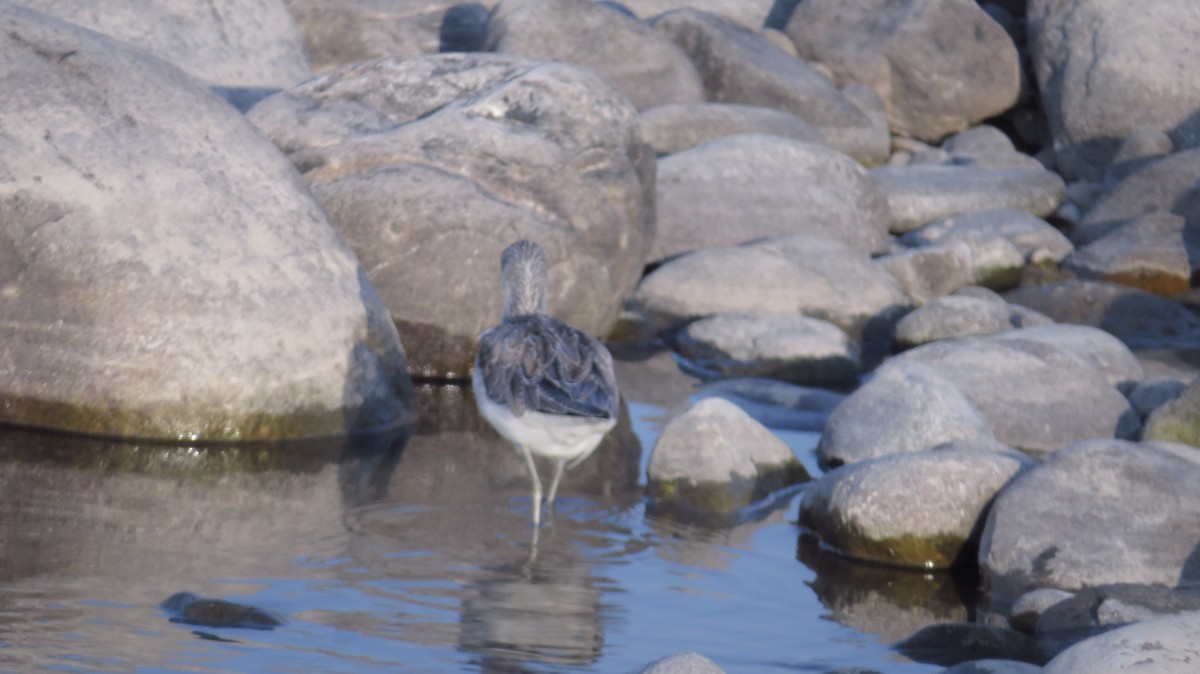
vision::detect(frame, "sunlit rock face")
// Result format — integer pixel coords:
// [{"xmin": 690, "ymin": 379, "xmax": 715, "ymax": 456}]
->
[
  {"xmin": 0, "ymin": 4, "xmax": 413, "ymax": 441},
  {"xmin": 249, "ymin": 53, "xmax": 654, "ymax": 378}
]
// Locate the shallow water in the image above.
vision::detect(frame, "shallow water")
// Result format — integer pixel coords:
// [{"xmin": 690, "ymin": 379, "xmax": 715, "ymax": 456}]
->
[{"xmin": 0, "ymin": 353, "xmax": 956, "ymax": 673}]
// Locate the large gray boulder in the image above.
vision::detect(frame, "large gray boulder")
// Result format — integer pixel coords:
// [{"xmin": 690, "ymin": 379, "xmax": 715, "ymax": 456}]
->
[
  {"xmin": 784, "ymin": 0, "xmax": 1020, "ymax": 142},
  {"xmin": 886, "ymin": 336, "xmax": 1141, "ymax": 454},
  {"xmin": 980, "ymin": 439, "xmax": 1200, "ymax": 603},
  {"xmin": 1027, "ymin": 0, "xmax": 1200, "ymax": 181},
  {"xmin": 17, "ymin": 0, "xmax": 310, "ymax": 91},
  {"xmin": 651, "ymin": 8, "xmax": 888, "ymax": 164},
  {"xmin": 249, "ymin": 54, "xmax": 653, "ymax": 377},
  {"xmin": 621, "ymin": 0, "xmax": 773, "ymax": 28},
  {"xmin": 0, "ymin": 4, "xmax": 412, "ymax": 441},
  {"xmin": 653, "ymin": 134, "xmax": 892, "ymax": 261},
  {"xmin": 799, "ymin": 443, "xmax": 1032, "ymax": 568},
  {"xmin": 872, "ymin": 165, "xmax": 1066, "ymax": 233},
  {"xmin": 818, "ymin": 361, "xmax": 996, "ymax": 467},
  {"xmin": 483, "ymin": 0, "xmax": 704, "ymax": 109},
  {"xmin": 630, "ymin": 236, "xmax": 911, "ymax": 345}
]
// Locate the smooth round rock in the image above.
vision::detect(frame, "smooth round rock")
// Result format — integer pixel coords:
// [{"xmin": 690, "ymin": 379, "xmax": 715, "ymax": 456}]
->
[
  {"xmin": 631, "ymin": 236, "xmax": 911, "ymax": 345},
  {"xmin": 637, "ymin": 103, "xmax": 826, "ymax": 156},
  {"xmin": 647, "ymin": 398, "xmax": 809, "ymax": 516},
  {"xmin": 653, "ymin": 134, "xmax": 893, "ymax": 261},
  {"xmin": 799, "ymin": 444, "xmax": 1032, "ymax": 568},
  {"xmin": 785, "ymin": 0, "xmax": 1020, "ymax": 142},
  {"xmin": 0, "ymin": 4, "xmax": 412, "ymax": 441},
  {"xmin": 886, "ymin": 336, "xmax": 1141, "ymax": 454},
  {"xmin": 1027, "ymin": 0, "xmax": 1200, "ymax": 181},
  {"xmin": 249, "ymin": 53, "xmax": 652, "ymax": 377},
  {"xmin": 631, "ymin": 651, "xmax": 728, "ymax": 674},
  {"xmin": 1042, "ymin": 610, "xmax": 1200, "ymax": 674},
  {"xmin": 877, "ymin": 242, "xmax": 976, "ymax": 306},
  {"xmin": 893, "ymin": 296, "xmax": 1054, "ymax": 350},
  {"xmin": 894, "ymin": 623, "xmax": 1047, "ymax": 668},
  {"xmin": 1143, "ymin": 378, "xmax": 1200, "ymax": 447},
  {"xmin": 980, "ymin": 439, "xmax": 1200, "ymax": 603},
  {"xmin": 1005, "ymin": 279, "xmax": 1200, "ymax": 349},
  {"xmin": 818, "ymin": 361, "xmax": 996, "ymax": 467},
  {"xmin": 484, "ymin": 0, "xmax": 704, "ymax": 109},
  {"xmin": 872, "ymin": 165, "xmax": 1066, "ymax": 233},
  {"xmin": 1009, "ymin": 588, "xmax": 1074, "ymax": 634},
  {"xmin": 1105, "ymin": 127, "xmax": 1174, "ymax": 184},
  {"xmin": 1062, "ymin": 211, "xmax": 1197, "ymax": 296},
  {"xmin": 992, "ymin": 324, "xmax": 1143, "ymax": 393},
  {"xmin": 676, "ymin": 313, "xmax": 860, "ymax": 387},
  {"xmin": 901, "ymin": 208, "xmax": 1075, "ymax": 263},
  {"xmin": 1076, "ymin": 147, "xmax": 1200, "ymax": 245},
  {"xmin": 1036, "ymin": 584, "xmax": 1200, "ymax": 658}
]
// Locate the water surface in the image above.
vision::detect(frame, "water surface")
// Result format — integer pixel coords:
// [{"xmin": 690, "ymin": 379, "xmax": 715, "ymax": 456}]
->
[{"xmin": 0, "ymin": 353, "xmax": 955, "ymax": 673}]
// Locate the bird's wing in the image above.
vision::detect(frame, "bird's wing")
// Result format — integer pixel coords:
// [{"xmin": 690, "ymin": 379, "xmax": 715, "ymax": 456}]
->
[{"xmin": 477, "ymin": 315, "xmax": 619, "ymax": 419}]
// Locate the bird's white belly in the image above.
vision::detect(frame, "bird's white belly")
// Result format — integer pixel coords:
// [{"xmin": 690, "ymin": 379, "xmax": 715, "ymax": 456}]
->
[{"xmin": 472, "ymin": 372, "xmax": 616, "ymax": 462}]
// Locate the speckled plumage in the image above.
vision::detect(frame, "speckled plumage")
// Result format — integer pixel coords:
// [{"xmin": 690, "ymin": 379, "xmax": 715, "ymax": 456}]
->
[{"xmin": 472, "ymin": 240, "xmax": 620, "ymax": 526}]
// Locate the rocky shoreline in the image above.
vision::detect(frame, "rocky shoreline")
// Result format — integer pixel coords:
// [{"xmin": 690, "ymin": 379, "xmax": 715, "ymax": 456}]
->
[{"xmin": 2, "ymin": 0, "xmax": 1198, "ymax": 672}]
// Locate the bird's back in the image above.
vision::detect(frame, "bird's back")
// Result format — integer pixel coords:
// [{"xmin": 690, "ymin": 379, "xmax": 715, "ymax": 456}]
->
[{"xmin": 476, "ymin": 314, "xmax": 619, "ymax": 421}]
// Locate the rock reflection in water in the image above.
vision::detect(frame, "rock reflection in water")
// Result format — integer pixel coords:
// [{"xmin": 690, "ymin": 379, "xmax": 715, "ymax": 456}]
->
[{"xmin": 797, "ymin": 534, "xmax": 978, "ymax": 643}]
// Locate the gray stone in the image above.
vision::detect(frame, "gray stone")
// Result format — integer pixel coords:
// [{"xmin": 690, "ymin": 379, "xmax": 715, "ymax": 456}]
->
[
  {"xmin": 887, "ymin": 336, "xmax": 1141, "ymax": 454},
  {"xmin": 1042, "ymin": 610, "xmax": 1200, "ymax": 674},
  {"xmin": 0, "ymin": 4, "xmax": 412, "ymax": 440},
  {"xmin": 872, "ymin": 165, "xmax": 1066, "ymax": 233},
  {"xmin": 652, "ymin": 134, "xmax": 892, "ymax": 261},
  {"xmin": 799, "ymin": 444, "xmax": 1032, "ymax": 568},
  {"xmin": 944, "ymin": 125, "xmax": 1017, "ymax": 157},
  {"xmin": 249, "ymin": 54, "xmax": 652, "ymax": 377},
  {"xmin": 1027, "ymin": 0, "xmax": 1200, "ymax": 181},
  {"xmin": 832, "ymin": 82, "xmax": 893, "ymax": 167},
  {"xmin": 1105, "ymin": 127, "xmax": 1174, "ymax": 184},
  {"xmin": 980, "ymin": 439, "xmax": 1200, "ymax": 603},
  {"xmin": 282, "ymin": 0, "xmax": 466, "ymax": 72},
  {"xmin": 939, "ymin": 660, "xmax": 1044, "ymax": 674},
  {"xmin": 877, "ymin": 242, "xmax": 976, "ymax": 306},
  {"xmin": 1143, "ymin": 379, "xmax": 1200, "ymax": 447},
  {"xmin": 647, "ymin": 398, "xmax": 809, "ymax": 516},
  {"xmin": 630, "ymin": 651, "xmax": 728, "ymax": 674},
  {"xmin": 693, "ymin": 379, "xmax": 845, "ymax": 432},
  {"xmin": 785, "ymin": 0, "xmax": 1020, "ymax": 142},
  {"xmin": 818, "ymin": 361, "xmax": 996, "ymax": 467},
  {"xmin": 652, "ymin": 9, "xmax": 886, "ymax": 164},
  {"xmin": 1062, "ymin": 212, "xmax": 1197, "ymax": 296},
  {"xmin": 622, "ymin": 0, "xmax": 773, "ymax": 28},
  {"xmin": 893, "ymin": 296, "xmax": 1054, "ymax": 350},
  {"xmin": 895, "ymin": 623, "xmax": 1047, "ymax": 667},
  {"xmin": 638, "ymin": 103, "xmax": 825, "ymax": 156},
  {"xmin": 631, "ymin": 236, "xmax": 911, "ymax": 345},
  {"xmin": 1076, "ymin": 148, "xmax": 1200, "ymax": 245},
  {"xmin": 676, "ymin": 313, "xmax": 860, "ymax": 387},
  {"xmin": 1010, "ymin": 588, "xmax": 1074, "ymax": 634},
  {"xmin": 901, "ymin": 208, "xmax": 1075, "ymax": 264},
  {"xmin": 1005, "ymin": 280, "xmax": 1200, "ymax": 350},
  {"xmin": 19, "ymin": 0, "xmax": 311, "ymax": 89},
  {"xmin": 967, "ymin": 237, "xmax": 1026, "ymax": 291},
  {"xmin": 1036, "ymin": 584, "xmax": 1200, "ymax": 658},
  {"xmin": 484, "ymin": 0, "xmax": 704, "ymax": 109},
  {"xmin": 1129, "ymin": 378, "xmax": 1189, "ymax": 420},
  {"xmin": 991, "ymin": 324, "xmax": 1144, "ymax": 393}
]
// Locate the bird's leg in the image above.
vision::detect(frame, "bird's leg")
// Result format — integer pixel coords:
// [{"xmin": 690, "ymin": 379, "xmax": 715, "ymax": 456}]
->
[
  {"xmin": 519, "ymin": 444, "xmax": 543, "ymax": 527},
  {"xmin": 545, "ymin": 459, "xmax": 567, "ymax": 515}
]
